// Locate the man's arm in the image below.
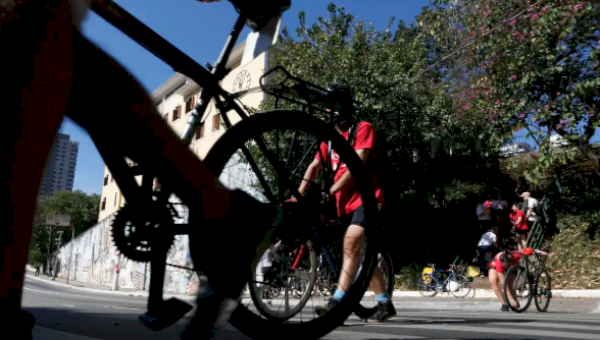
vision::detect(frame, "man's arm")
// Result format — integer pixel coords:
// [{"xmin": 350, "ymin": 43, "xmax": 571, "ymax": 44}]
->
[
  {"xmin": 329, "ymin": 148, "xmax": 370, "ymax": 195},
  {"xmin": 297, "ymin": 158, "xmax": 322, "ymax": 197}
]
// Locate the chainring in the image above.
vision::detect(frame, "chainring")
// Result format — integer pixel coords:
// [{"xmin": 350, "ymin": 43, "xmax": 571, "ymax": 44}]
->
[{"xmin": 110, "ymin": 203, "xmax": 175, "ymax": 262}]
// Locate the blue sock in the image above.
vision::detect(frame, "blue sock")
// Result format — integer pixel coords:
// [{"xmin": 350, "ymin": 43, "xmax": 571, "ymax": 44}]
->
[
  {"xmin": 333, "ymin": 289, "xmax": 346, "ymax": 301},
  {"xmin": 376, "ymin": 293, "xmax": 390, "ymax": 302}
]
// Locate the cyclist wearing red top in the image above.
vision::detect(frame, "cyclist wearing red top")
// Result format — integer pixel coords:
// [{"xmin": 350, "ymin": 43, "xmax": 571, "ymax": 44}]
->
[
  {"xmin": 489, "ymin": 247, "xmax": 548, "ymax": 311},
  {"xmin": 291, "ymin": 84, "xmax": 395, "ymax": 322},
  {"xmin": 509, "ymin": 202, "xmax": 528, "ymax": 250}
]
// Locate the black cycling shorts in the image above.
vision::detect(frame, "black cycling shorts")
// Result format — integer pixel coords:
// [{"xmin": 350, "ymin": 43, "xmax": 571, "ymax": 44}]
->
[
  {"xmin": 341, "ymin": 205, "xmax": 366, "ymax": 228},
  {"xmin": 515, "ymin": 228, "xmax": 529, "ymax": 235}
]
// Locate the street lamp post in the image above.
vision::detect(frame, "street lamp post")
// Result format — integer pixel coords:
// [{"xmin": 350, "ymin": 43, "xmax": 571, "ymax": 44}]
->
[
  {"xmin": 46, "ymin": 226, "xmax": 53, "ymax": 276},
  {"xmin": 67, "ymin": 224, "xmax": 74, "ymax": 283},
  {"xmin": 52, "ymin": 230, "xmax": 64, "ymax": 280}
]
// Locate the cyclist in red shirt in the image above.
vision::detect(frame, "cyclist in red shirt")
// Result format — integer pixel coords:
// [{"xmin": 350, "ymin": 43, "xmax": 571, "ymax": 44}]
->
[
  {"xmin": 291, "ymin": 84, "xmax": 395, "ymax": 322},
  {"xmin": 489, "ymin": 247, "xmax": 548, "ymax": 311},
  {"xmin": 509, "ymin": 203, "xmax": 528, "ymax": 250}
]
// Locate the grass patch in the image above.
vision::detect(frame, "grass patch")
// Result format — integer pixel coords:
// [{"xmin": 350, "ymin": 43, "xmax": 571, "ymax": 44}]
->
[{"xmin": 546, "ymin": 212, "xmax": 600, "ymax": 289}]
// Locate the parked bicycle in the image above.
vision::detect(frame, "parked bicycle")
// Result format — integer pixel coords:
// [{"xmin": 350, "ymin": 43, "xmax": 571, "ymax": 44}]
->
[
  {"xmin": 418, "ymin": 263, "xmax": 471, "ymax": 298},
  {"xmin": 503, "ymin": 248, "xmax": 551, "ymax": 313}
]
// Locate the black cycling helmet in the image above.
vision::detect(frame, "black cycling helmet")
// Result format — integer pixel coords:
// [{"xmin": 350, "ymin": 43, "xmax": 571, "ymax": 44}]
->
[
  {"xmin": 499, "ymin": 252, "xmax": 514, "ymax": 264},
  {"xmin": 326, "ymin": 84, "xmax": 355, "ymax": 124}
]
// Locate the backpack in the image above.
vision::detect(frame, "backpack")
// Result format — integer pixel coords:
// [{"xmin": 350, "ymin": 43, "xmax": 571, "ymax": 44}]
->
[{"xmin": 347, "ymin": 122, "xmax": 396, "ymax": 205}]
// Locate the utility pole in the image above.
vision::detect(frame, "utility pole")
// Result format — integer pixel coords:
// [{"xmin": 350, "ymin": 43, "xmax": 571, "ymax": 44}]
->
[
  {"xmin": 46, "ymin": 226, "xmax": 53, "ymax": 276},
  {"xmin": 67, "ymin": 223, "xmax": 75, "ymax": 283},
  {"xmin": 52, "ymin": 230, "xmax": 64, "ymax": 280}
]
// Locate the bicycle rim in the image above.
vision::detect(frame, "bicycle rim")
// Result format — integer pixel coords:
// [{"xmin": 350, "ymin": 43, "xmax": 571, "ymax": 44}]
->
[
  {"xmin": 417, "ymin": 275, "xmax": 438, "ymax": 297},
  {"xmin": 248, "ymin": 240, "xmax": 317, "ymax": 320},
  {"xmin": 534, "ymin": 270, "xmax": 551, "ymax": 312},
  {"xmin": 449, "ymin": 274, "xmax": 471, "ymax": 298},
  {"xmin": 197, "ymin": 111, "xmax": 379, "ymax": 339},
  {"xmin": 504, "ymin": 265, "xmax": 533, "ymax": 313}
]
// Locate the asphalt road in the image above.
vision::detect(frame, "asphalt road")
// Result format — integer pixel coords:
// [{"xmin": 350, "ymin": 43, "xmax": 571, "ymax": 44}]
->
[{"xmin": 23, "ymin": 278, "xmax": 600, "ymax": 340}]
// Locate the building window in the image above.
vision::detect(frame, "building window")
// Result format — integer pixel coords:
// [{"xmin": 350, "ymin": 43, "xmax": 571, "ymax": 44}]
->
[
  {"xmin": 114, "ymin": 193, "xmax": 117, "ymax": 207},
  {"xmin": 185, "ymin": 96, "xmax": 196, "ymax": 113},
  {"xmin": 212, "ymin": 114, "xmax": 220, "ymax": 132},
  {"xmin": 173, "ymin": 106, "xmax": 181, "ymax": 121},
  {"xmin": 195, "ymin": 122, "xmax": 205, "ymax": 140},
  {"xmin": 101, "ymin": 197, "xmax": 106, "ymax": 211},
  {"xmin": 164, "ymin": 113, "xmax": 168, "ymax": 121},
  {"xmin": 103, "ymin": 175, "xmax": 109, "ymax": 186}
]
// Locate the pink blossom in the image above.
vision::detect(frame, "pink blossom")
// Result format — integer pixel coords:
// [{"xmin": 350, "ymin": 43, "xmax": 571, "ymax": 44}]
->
[
  {"xmin": 481, "ymin": 108, "xmax": 485, "ymax": 112},
  {"xmin": 590, "ymin": 113, "xmax": 596, "ymax": 118},
  {"xmin": 519, "ymin": 113, "xmax": 526, "ymax": 118},
  {"xmin": 573, "ymin": 4, "xmax": 584, "ymax": 10},
  {"xmin": 513, "ymin": 32, "xmax": 519, "ymax": 36},
  {"xmin": 531, "ymin": 13, "xmax": 540, "ymax": 20},
  {"xmin": 495, "ymin": 100, "xmax": 501, "ymax": 105},
  {"xmin": 510, "ymin": 19, "xmax": 517, "ymax": 25},
  {"xmin": 509, "ymin": 75, "xmax": 518, "ymax": 81},
  {"xmin": 541, "ymin": 6, "xmax": 548, "ymax": 12}
]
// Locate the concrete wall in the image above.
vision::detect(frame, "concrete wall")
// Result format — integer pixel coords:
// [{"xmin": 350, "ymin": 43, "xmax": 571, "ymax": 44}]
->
[{"xmin": 55, "ymin": 153, "xmax": 258, "ymax": 294}]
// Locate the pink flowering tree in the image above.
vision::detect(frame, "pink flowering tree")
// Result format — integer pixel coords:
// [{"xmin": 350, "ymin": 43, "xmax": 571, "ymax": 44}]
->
[{"xmin": 419, "ymin": 0, "xmax": 600, "ymax": 182}]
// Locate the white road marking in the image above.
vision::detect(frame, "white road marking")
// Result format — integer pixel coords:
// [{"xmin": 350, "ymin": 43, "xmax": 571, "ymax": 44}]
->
[
  {"xmin": 365, "ymin": 323, "xmax": 600, "ymax": 339},
  {"xmin": 23, "ymin": 287, "xmax": 146, "ymax": 304},
  {"xmin": 492, "ymin": 321, "xmax": 600, "ymax": 332}
]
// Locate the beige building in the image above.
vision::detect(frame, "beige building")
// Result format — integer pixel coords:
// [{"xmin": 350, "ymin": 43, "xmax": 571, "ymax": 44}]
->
[{"xmin": 98, "ymin": 40, "xmax": 279, "ymax": 220}]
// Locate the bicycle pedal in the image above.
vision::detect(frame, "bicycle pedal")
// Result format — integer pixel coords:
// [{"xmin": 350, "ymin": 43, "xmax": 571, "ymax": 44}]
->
[{"xmin": 139, "ymin": 298, "xmax": 193, "ymax": 331}]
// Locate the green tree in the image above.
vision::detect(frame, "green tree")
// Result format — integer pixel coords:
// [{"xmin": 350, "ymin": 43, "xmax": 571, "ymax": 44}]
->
[
  {"xmin": 419, "ymin": 0, "xmax": 600, "ymax": 183},
  {"xmin": 232, "ymin": 3, "xmax": 506, "ymax": 267},
  {"xmin": 30, "ymin": 190, "xmax": 100, "ymax": 263}
]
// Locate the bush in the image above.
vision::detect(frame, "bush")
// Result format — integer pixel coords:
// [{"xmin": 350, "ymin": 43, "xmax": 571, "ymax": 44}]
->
[
  {"xmin": 546, "ymin": 212, "xmax": 600, "ymax": 289},
  {"xmin": 394, "ymin": 262, "xmax": 422, "ymax": 291}
]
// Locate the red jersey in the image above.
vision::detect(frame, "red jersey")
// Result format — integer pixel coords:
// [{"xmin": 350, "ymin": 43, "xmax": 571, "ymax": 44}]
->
[
  {"xmin": 315, "ymin": 122, "xmax": 385, "ymax": 216},
  {"xmin": 489, "ymin": 252, "xmax": 522, "ymax": 274},
  {"xmin": 509, "ymin": 210, "xmax": 528, "ymax": 230}
]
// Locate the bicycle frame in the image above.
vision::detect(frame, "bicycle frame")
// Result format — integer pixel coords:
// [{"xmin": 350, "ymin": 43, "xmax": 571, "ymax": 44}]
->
[{"xmin": 91, "ymin": 0, "xmax": 284, "ymax": 203}]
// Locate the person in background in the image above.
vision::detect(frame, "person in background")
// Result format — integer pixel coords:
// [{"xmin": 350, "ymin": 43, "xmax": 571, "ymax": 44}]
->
[
  {"xmin": 476, "ymin": 200, "xmax": 493, "ymax": 231},
  {"xmin": 489, "ymin": 247, "xmax": 548, "ymax": 312},
  {"xmin": 509, "ymin": 203, "xmax": 528, "ymax": 250},
  {"xmin": 476, "ymin": 227, "xmax": 499, "ymax": 278},
  {"xmin": 520, "ymin": 192, "xmax": 539, "ymax": 226},
  {"xmin": 35, "ymin": 261, "xmax": 41, "ymax": 276}
]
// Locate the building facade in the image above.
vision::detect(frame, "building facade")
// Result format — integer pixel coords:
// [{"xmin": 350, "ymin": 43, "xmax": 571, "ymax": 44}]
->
[
  {"xmin": 39, "ymin": 133, "xmax": 79, "ymax": 196},
  {"xmin": 98, "ymin": 39, "xmax": 278, "ymax": 220}
]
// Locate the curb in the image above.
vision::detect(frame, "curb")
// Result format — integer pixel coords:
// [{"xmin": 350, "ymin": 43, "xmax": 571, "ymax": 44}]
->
[
  {"xmin": 27, "ymin": 273, "xmax": 600, "ymax": 300},
  {"xmin": 24, "ymin": 274, "xmax": 196, "ymax": 301}
]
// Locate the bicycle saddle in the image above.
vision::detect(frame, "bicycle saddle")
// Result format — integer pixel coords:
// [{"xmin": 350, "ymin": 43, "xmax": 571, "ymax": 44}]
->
[{"xmin": 228, "ymin": 0, "xmax": 291, "ymax": 30}]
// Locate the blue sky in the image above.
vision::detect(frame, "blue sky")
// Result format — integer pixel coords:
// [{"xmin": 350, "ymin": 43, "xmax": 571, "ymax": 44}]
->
[{"xmin": 64, "ymin": 0, "xmax": 430, "ymax": 195}]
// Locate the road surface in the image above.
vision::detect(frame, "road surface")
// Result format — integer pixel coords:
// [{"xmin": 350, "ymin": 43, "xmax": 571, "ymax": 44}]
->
[{"xmin": 23, "ymin": 277, "xmax": 600, "ymax": 339}]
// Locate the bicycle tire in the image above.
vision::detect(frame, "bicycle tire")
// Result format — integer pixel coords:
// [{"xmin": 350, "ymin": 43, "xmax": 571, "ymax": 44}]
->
[
  {"xmin": 503, "ymin": 265, "xmax": 533, "ymax": 313},
  {"xmin": 417, "ymin": 275, "xmax": 438, "ymax": 297},
  {"xmin": 248, "ymin": 240, "xmax": 317, "ymax": 320},
  {"xmin": 353, "ymin": 251, "xmax": 394, "ymax": 319},
  {"xmin": 534, "ymin": 270, "xmax": 551, "ymax": 312},
  {"xmin": 449, "ymin": 274, "xmax": 471, "ymax": 298},
  {"xmin": 196, "ymin": 110, "xmax": 379, "ymax": 340}
]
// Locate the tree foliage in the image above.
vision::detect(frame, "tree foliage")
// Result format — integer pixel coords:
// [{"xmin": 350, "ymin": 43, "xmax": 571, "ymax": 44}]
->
[
  {"xmin": 419, "ymin": 0, "xmax": 600, "ymax": 183},
  {"xmin": 29, "ymin": 190, "xmax": 100, "ymax": 263}
]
